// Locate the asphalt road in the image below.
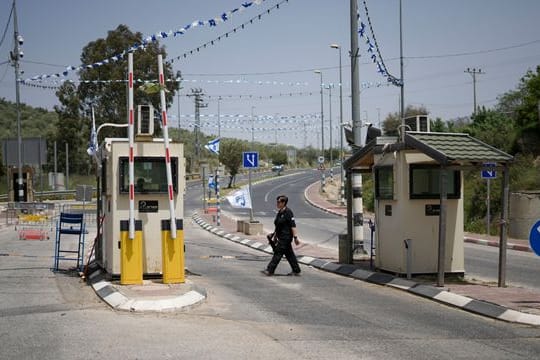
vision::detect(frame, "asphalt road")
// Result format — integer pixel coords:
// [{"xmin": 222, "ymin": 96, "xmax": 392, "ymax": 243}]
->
[{"xmin": 1, "ymin": 170, "xmax": 538, "ymax": 359}]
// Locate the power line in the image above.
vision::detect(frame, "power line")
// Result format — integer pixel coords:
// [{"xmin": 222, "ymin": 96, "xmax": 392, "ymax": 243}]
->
[{"xmin": 0, "ymin": 2, "xmax": 14, "ymax": 50}]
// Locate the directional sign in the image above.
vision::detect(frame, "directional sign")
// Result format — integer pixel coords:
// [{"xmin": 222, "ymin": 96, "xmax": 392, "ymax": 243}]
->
[
  {"xmin": 242, "ymin": 151, "xmax": 259, "ymax": 168},
  {"xmin": 481, "ymin": 162, "xmax": 497, "ymax": 179},
  {"xmin": 481, "ymin": 170, "xmax": 497, "ymax": 179},
  {"xmin": 529, "ymin": 219, "xmax": 540, "ymax": 256}
]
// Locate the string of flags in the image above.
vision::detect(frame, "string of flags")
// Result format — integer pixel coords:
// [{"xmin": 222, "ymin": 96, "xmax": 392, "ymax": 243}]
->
[
  {"xmin": 359, "ymin": 0, "xmax": 402, "ymax": 87},
  {"xmin": 168, "ymin": 0, "xmax": 290, "ymax": 64},
  {"xmin": 23, "ymin": 0, "xmax": 270, "ymax": 83},
  {"xmin": 20, "ymin": 77, "xmax": 309, "ymax": 89}
]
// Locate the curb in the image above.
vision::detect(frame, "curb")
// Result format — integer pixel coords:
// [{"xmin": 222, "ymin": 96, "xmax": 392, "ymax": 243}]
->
[
  {"xmin": 193, "ymin": 212, "xmax": 540, "ymax": 326},
  {"xmin": 464, "ymin": 236, "xmax": 532, "ymax": 253},
  {"xmin": 87, "ymin": 267, "xmax": 206, "ymax": 312}
]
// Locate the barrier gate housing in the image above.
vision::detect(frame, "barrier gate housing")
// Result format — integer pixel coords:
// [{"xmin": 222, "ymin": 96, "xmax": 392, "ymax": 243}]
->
[{"xmin": 98, "ymin": 138, "xmax": 185, "ymax": 279}]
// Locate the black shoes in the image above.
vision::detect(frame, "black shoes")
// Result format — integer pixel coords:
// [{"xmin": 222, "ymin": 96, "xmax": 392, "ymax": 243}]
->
[{"xmin": 261, "ymin": 270, "xmax": 300, "ymax": 276}]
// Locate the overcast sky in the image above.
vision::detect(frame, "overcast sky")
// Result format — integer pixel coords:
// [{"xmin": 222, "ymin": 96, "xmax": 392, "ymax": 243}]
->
[{"xmin": 1, "ymin": 0, "xmax": 539, "ymax": 148}]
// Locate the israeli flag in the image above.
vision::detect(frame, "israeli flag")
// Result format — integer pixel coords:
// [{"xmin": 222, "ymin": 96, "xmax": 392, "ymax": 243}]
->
[
  {"xmin": 205, "ymin": 138, "xmax": 220, "ymax": 155},
  {"xmin": 226, "ymin": 188, "xmax": 252, "ymax": 209},
  {"xmin": 86, "ymin": 108, "xmax": 98, "ymax": 156}
]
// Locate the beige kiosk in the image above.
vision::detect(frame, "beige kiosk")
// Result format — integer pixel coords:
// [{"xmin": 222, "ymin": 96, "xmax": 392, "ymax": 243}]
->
[
  {"xmin": 96, "ymin": 101, "xmax": 186, "ymax": 283},
  {"xmin": 344, "ymin": 122, "xmax": 513, "ymax": 280}
]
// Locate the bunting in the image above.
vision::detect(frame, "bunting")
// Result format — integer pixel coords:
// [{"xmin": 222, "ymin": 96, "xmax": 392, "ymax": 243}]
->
[{"xmin": 23, "ymin": 0, "xmax": 269, "ymax": 83}]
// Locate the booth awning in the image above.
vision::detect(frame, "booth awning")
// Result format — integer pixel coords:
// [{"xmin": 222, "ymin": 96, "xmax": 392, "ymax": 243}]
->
[{"xmin": 344, "ymin": 132, "xmax": 514, "ymax": 169}]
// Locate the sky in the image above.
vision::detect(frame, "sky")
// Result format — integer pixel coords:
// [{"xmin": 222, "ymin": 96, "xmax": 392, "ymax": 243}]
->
[{"xmin": 0, "ymin": 0, "xmax": 539, "ymax": 149}]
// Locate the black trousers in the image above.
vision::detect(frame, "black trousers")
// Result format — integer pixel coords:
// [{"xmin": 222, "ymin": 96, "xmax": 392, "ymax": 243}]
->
[{"xmin": 267, "ymin": 240, "xmax": 301, "ymax": 274}]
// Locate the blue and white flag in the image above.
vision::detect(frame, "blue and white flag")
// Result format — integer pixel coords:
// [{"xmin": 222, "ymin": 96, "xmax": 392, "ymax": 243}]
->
[
  {"xmin": 205, "ymin": 138, "xmax": 220, "ymax": 155},
  {"xmin": 87, "ymin": 107, "xmax": 97, "ymax": 156},
  {"xmin": 226, "ymin": 188, "xmax": 252, "ymax": 209}
]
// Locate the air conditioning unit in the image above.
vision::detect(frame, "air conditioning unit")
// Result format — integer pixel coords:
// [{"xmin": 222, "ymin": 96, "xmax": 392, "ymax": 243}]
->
[
  {"xmin": 137, "ymin": 104, "xmax": 154, "ymax": 136},
  {"xmin": 404, "ymin": 115, "xmax": 430, "ymax": 132}
]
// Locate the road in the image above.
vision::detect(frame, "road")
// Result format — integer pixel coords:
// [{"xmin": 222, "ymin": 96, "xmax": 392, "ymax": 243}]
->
[
  {"xmin": 0, "ymin": 170, "xmax": 539, "ymax": 359},
  {"xmin": 214, "ymin": 168, "xmax": 540, "ymax": 291}
]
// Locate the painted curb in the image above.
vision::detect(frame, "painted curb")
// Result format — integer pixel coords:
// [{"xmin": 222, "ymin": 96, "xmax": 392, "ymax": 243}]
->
[
  {"xmin": 193, "ymin": 212, "xmax": 540, "ymax": 326},
  {"xmin": 88, "ymin": 268, "xmax": 206, "ymax": 312}
]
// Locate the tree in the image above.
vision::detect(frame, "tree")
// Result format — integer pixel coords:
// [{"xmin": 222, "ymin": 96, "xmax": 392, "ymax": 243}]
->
[
  {"xmin": 55, "ymin": 25, "xmax": 179, "ymax": 167},
  {"xmin": 497, "ymin": 65, "xmax": 540, "ymax": 154},
  {"xmin": 219, "ymin": 138, "xmax": 244, "ymax": 188},
  {"xmin": 467, "ymin": 107, "xmax": 515, "ymax": 153},
  {"xmin": 270, "ymin": 150, "xmax": 288, "ymax": 165}
]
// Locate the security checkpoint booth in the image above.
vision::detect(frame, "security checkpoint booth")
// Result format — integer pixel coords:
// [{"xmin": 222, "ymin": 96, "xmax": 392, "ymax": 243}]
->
[
  {"xmin": 344, "ymin": 128, "xmax": 513, "ymax": 282},
  {"xmin": 93, "ymin": 53, "xmax": 186, "ymax": 284},
  {"xmin": 97, "ymin": 138, "xmax": 185, "ymax": 282}
]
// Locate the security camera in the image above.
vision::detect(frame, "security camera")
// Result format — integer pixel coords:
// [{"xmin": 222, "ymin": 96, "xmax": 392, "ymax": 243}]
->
[
  {"xmin": 17, "ymin": 35, "xmax": 23, "ymax": 45},
  {"xmin": 18, "ymin": 50, "xmax": 23, "ymax": 58}
]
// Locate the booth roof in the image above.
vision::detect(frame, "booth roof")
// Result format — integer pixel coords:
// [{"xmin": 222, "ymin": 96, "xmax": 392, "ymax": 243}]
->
[{"xmin": 344, "ymin": 131, "xmax": 514, "ymax": 169}]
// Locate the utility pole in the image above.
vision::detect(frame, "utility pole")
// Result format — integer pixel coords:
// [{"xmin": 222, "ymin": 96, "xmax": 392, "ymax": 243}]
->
[
  {"xmin": 10, "ymin": 0, "xmax": 24, "ymax": 202},
  {"xmin": 464, "ymin": 68, "xmax": 484, "ymax": 115},
  {"xmin": 399, "ymin": 0, "xmax": 405, "ymax": 141},
  {"xmin": 217, "ymin": 96, "xmax": 222, "ymax": 138},
  {"xmin": 187, "ymin": 88, "xmax": 207, "ymax": 166},
  {"xmin": 350, "ymin": 0, "xmax": 361, "ymax": 145}
]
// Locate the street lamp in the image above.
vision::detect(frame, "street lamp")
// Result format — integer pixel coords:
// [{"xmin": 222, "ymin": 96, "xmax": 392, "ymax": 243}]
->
[
  {"xmin": 217, "ymin": 96, "xmax": 222, "ymax": 137},
  {"xmin": 325, "ymin": 84, "xmax": 334, "ymax": 181},
  {"xmin": 314, "ymin": 70, "xmax": 325, "ymax": 192},
  {"xmin": 330, "ymin": 43, "xmax": 345, "ymax": 205},
  {"xmin": 249, "ymin": 106, "xmax": 255, "ymax": 221}
]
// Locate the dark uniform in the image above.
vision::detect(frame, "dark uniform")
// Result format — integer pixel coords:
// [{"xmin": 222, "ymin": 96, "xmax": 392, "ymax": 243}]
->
[{"xmin": 266, "ymin": 207, "xmax": 301, "ymax": 274}]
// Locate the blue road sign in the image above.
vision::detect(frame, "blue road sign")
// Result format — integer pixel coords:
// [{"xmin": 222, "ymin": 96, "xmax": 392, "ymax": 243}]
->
[
  {"xmin": 481, "ymin": 162, "xmax": 497, "ymax": 179},
  {"xmin": 243, "ymin": 151, "xmax": 259, "ymax": 168},
  {"xmin": 529, "ymin": 219, "xmax": 540, "ymax": 256},
  {"xmin": 481, "ymin": 170, "xmax": 497, "ymax": 179}
]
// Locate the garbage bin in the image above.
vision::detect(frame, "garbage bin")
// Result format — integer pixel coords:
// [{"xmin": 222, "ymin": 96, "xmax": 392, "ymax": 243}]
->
[{"xmin": 339, "ymin": 233, "xmax": 352, "ymax": 264}]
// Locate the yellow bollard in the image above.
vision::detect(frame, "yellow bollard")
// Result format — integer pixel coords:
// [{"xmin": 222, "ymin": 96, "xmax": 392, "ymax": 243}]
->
[
  {"xmin": 120, "ymin": 220, "xmax": 143, "ymax": 285},
  {"xmin": 161, "ymin": 219, "xmax": 185, "ymax": 284}
]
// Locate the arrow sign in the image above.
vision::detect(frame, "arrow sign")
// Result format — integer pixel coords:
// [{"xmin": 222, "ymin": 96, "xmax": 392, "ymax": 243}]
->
[
  {"xmin": 243, "ymin": 151, "xmax": 259, "ymax": 168},
  {"xmin": 481, "ymin": 162, "xmax": 497, "ymax": 179}
]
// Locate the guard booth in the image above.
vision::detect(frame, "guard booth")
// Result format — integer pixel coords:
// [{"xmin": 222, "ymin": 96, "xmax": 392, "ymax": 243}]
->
[
  {"xmin": 97, "ymin": 137, "xmax": 185, "ymax": 280},
  {"xmin": 344, "ymin": 124, "xmax": 513, "ymax": 277}
]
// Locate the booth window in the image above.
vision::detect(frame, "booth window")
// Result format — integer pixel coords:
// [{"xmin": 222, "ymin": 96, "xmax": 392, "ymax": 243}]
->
[
  {"xmin": 119, "ymin": 157, "xmax": 178, "ymax": 194},
  {"xmin": 409, "ymin": 165, "xmax": 460, "ymax": 199},
  {"xmin": 375, "ymin": 166, "xmax": 394, "ymax": 199}
]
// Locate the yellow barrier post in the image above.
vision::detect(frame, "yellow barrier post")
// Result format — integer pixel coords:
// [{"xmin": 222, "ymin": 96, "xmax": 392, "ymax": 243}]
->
[
  {"xmin": 120, "ymin": 220, "xmax": 143, "ymax": 285},
  {"xmin": 161, "ymin": 219, "xmax": 185, "ymax": 284}
]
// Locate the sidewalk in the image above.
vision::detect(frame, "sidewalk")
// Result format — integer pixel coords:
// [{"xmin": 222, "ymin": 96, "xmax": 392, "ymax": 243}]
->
[{"xmin": 193, "ymin": 180, "xmax": 540, "ymax": 326}]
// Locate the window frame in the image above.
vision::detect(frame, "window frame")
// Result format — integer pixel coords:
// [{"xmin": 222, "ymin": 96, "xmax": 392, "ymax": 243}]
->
[
  {"xmin": 375, "ymin": 166, "xmax": 394, "ymax": 200},
  {"xmin": 118, "ymin": 156, "xmax": 178, "ymax": 194},
  {"xmin": 409, "ymin": 164, "xmax": 461, "ymax": 199}
]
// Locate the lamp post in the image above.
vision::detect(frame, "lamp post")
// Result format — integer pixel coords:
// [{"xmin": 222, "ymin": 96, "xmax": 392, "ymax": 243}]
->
[
  {"xmin": 249, "ymin": 106, "xmax": 255, "ymax": 222},
  {"xmin": 326, "ymin": 84, "xmax": 334, "ymax": 180},
  {"xmin": 330, "ymin": 43, "xmax": 345, "ymax": 205},
  {"xmin": 217, "ymin": 96, "xmax": 222, "ymax": 137},
  {"xmin": 314, "ymin": 70, "xmax": 325, "ymax": 192}
]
